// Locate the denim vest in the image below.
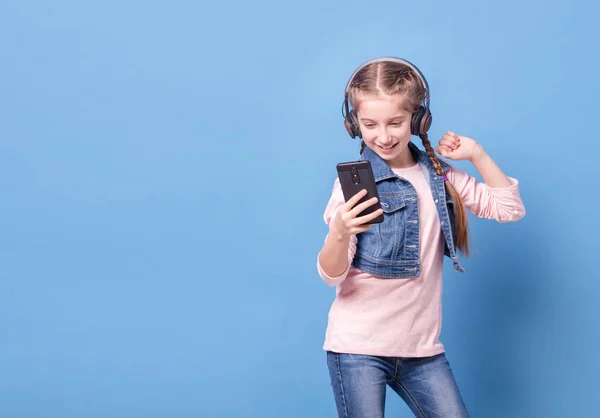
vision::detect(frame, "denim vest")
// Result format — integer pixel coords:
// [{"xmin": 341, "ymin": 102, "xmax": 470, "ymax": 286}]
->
[{"xmin": 351, "ymin": 142, "xmax": 465, "ymax": 278}]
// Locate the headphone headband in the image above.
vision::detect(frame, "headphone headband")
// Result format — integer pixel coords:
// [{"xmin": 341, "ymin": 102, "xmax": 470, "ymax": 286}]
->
[
  {"xmin": 343, "ymin": 56, "xmax": 430, "ymax": 109},
  {"xmin": 342, "ymin": 56, "xmax": 433, "ymax": 138}
]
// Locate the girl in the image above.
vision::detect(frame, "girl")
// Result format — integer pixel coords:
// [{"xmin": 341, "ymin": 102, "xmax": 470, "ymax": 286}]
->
[{"xmin": 317, "ymin": 57, "xmax": 526, "ymax": 418}]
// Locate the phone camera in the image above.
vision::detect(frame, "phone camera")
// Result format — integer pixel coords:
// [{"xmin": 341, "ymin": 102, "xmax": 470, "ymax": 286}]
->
[{"xmin": 352, "ymin": 174, "xmax": 360, "ymax": 185}]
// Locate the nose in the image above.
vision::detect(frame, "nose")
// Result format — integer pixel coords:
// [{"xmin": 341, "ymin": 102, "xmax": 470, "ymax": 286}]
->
[{"xmin": 377, "ymin": 127, "xmax": 394, "ymax": 144}]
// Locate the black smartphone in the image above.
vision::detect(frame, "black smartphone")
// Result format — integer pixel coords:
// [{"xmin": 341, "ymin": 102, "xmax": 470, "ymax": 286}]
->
[{"xmin": 336, "ymin": 160, "xmax": 384, "ymax": 224}]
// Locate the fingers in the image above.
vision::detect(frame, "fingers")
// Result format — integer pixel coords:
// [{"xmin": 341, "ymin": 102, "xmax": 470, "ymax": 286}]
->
[
  {"xmin": 354, "ymin": 207, "xmax": 384, "ymax": 225},
  {"xmin": 352, "ymin": 224, "xmax": 372, "ymax": 234},
  {"xmin": 344, "ymin": 189, "xmax": 368, "ymax": 210},
  {"xmin": 349, "ymin": 195, "xmax": 379, "ymax": 218},
  {"xmin": 437, "ymin": 131, "xmax": 460, "ymax": 158},
  {"xmin": 440, "ymin": 131, "xmax": 460, "ymax": 150},
  {"xmin": 438, "ymin": 138, "xmax": 457, "ymax": 149},
  {"xmin": 350, "ymin": 213, "xmax": 381, "ymax": 233},
  {"xmin": 436, "ymin": 145, "xmax": 452, "ymax": 157},
  {"xmin": 446, "ymin": 130, "xmax": 459, "ymax": 139}
]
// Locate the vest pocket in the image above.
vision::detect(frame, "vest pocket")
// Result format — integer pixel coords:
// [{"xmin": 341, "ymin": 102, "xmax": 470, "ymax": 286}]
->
[{"xmin": 379, "ymin": 195, "xmax": 406, "ymax": 213}]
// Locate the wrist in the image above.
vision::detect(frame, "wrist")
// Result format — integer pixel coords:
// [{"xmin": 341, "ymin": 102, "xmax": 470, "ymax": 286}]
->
[
  {"xmin": 329, "ymin": 224, "xmax": 350, "ymax": 241},
  {"xmin": 469, "ymin": 143, "xmax": 487, "ymax": 164}
]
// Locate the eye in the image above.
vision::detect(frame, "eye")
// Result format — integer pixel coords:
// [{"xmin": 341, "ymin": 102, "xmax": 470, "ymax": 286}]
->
[
  {"xmin": 364, "ymin": 123, "xmax": 375, "ymax": 128},
  {"xmin": 390, "ymin": 121, "xmax": 402, "ymax": 126}
]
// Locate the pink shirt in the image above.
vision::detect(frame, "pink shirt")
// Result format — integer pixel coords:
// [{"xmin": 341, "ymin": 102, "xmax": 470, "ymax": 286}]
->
[{"xmin": 317, "ymin": 162, "xmax": 526, "ymax": 357}]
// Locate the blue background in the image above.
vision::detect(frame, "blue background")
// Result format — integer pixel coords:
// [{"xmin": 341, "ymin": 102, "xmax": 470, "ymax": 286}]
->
[{"xmin": 1, "ymin": 0, "xmax": 598, "ymax": 417}]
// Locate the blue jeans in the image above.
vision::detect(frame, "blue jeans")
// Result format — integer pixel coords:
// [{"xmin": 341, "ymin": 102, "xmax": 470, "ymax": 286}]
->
[{"xmin": 326, "ymin": 351, "xmax": 470, "ymax": 418}]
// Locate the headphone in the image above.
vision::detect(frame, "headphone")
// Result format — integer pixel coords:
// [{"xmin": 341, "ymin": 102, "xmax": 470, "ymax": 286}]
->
[{"xmin": 342, "ymin": 56, "xmax": 432, "ymax": 138}]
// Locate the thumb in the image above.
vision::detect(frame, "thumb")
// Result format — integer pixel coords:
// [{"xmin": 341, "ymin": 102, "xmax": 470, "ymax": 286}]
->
[{"xmin": 436, "ymin": 145, "xmax": 450, "ymax": 158}]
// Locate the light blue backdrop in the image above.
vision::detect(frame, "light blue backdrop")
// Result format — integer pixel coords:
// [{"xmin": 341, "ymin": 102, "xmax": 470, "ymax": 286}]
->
[{"xmin": 1, "ymin": 0, "xmax": 598, "ymax": 417}]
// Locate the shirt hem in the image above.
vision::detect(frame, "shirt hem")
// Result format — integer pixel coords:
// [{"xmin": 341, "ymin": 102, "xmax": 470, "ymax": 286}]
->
[{"xmin": 323, "ymin": 342, "xmax": 446, "ymax": 358}]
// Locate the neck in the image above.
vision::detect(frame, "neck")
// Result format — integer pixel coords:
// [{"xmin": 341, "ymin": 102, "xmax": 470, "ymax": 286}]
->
[{"xmin": 387, "ymin": 146, "xmax": 418, "ymax": 169}]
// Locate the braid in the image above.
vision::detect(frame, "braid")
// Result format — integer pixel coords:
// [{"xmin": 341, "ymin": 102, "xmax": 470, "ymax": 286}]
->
[
  {"xmin": 419, "ymin": 133, "xmax": 470, "ymax": 257},
  {"xmin": 419, "ymin": 133, "xmax": 445, "ymax": 176}
]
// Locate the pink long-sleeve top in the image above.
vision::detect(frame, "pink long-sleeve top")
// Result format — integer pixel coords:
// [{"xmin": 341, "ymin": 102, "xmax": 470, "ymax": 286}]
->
[{"xmin": 317, "ymin": 162, "xmax": 526, "ymax": 358}]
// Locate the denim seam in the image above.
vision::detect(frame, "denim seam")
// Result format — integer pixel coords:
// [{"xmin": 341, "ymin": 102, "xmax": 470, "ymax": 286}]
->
[
  {"xmin": 395, "ymin": 379, "xmax": 426, "ymax": 418},
  {"xmin": 355, "ymin": 250, "xmax": 418, "ymax": 266},
  {"xmin": 335, "ymin": 354, "xmax": 349, "ymax": 418}
]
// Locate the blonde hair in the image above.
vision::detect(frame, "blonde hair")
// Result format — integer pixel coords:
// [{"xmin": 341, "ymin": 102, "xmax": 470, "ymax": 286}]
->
[{"xmin": 348, "ymin": 61, "xmax": 470, "ymax": 256}]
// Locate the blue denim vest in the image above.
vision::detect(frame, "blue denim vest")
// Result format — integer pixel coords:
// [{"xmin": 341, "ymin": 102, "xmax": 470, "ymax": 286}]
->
[{"xmin": 351, "ymin": 142, "xmax": 465, "ymax": 278}]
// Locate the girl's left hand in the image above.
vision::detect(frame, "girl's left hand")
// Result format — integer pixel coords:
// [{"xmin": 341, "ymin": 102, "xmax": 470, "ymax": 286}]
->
[{"xmin": 435, "ymin": 131, "xmax": 483, "ymax": 162}]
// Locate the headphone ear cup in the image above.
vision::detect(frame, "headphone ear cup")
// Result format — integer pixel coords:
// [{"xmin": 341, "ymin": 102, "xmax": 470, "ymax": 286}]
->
[
  {"xmin": 344, "ymin": 109, "xmax": 361, "ymax": 138},
  {"xmin": 420, "ymin": 108, "xmax": 432, "ymax": 135},
  {"xmin": 411, "ymin": 106, "xmax": 425, "ymax": 136},
  {"xmin": 411, "ymin": 106, "xmax": 432, "ymax": 136}
]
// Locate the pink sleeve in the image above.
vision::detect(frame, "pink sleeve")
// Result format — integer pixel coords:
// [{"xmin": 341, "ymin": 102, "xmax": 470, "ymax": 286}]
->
[
  {"xmin": 316, "ymin": 178, "xmax": 358, "ymax": 287},
  {"xmin": 447, "ymin": 166, "xmax": 526, "ymax": 222}
]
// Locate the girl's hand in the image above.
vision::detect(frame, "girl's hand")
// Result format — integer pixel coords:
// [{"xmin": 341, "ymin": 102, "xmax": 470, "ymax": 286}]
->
[
  {"xmin": 330, "ymin": 189, "xmax": 384, "ymax": 237},
  {"xmin": 435, "ymin": 131, "xmax": 484, "ymax": 162}
]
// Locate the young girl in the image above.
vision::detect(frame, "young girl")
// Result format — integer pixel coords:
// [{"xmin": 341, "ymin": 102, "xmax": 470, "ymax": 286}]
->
[{"xmin": 317, "ymin": 57, "xmax": 526, "ymax": 418}]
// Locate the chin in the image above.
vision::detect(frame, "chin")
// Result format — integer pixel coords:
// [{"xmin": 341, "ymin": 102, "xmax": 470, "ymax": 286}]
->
[{"xmin": 373, "ymin": 150, "xmax": 399, "ymax": 161}]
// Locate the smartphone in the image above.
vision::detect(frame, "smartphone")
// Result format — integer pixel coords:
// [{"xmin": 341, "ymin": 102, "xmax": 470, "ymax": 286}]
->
[{"xmin": 336, "ymin": 160, "xmax": 384, "ymax": 224}]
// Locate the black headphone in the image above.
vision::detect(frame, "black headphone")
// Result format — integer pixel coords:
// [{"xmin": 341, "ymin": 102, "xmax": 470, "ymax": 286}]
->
[{"xmin": 342, "ymin": 56, "xmax": 432, "ymax": 138}]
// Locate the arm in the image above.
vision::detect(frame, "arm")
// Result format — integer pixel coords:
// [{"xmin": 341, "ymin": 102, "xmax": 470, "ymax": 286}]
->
[
  {"xmin": 317, "ymin": 227, "xmax": 358, "ymax": 287},
  {"xmin": 318, "ymin": 223, "xmax": 353, "ymax": 279},
  {"xmin": 316, "ymin": 178, "xmax": 381, "ymax": 286},
  {"xmin": 468, "ymin": 143, "xmax": 513, "ymax": 188},
  {"xmin": 437, "ymin": 131, "xmax": 526, "ymax": 222}
]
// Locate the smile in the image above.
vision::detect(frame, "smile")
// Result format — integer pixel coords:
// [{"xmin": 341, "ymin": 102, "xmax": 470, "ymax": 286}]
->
[{"xmin": 378, "ymin": 143, "xmax": 398, "ymax": 152}]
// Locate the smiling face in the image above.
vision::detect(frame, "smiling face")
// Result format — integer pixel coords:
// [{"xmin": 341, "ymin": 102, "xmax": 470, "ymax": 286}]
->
[{"xmin": 355, "ymin": 93, "xmax": 416, "ymax": 168}]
